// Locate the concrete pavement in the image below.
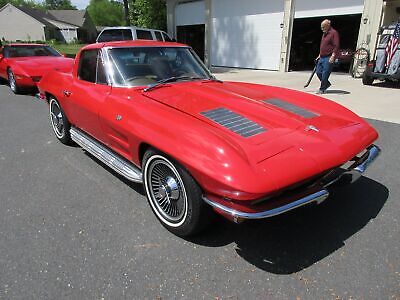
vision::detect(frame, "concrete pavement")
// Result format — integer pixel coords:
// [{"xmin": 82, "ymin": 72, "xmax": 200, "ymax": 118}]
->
[{"xmin": 213, "ymin": 68, "xmax": 400, "ymax": 124}]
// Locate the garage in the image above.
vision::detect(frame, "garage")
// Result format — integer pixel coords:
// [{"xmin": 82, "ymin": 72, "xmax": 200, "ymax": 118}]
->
[
  {"xmin": 175, "ymin": 1, "xmax": 205, "ymax": 61},
  {"xmin": 211, "ymin": 0, "xmax": 284, "ymax": 70},
  {"xmin": 289, "ymin": 0, "xmax": 364, "ymax": 71}
]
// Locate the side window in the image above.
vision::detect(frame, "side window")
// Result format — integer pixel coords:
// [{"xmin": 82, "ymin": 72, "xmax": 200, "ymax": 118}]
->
[
  {"xmin": 136, "ymin": 29, "xmax": 153, "ymax": 40},
  {"xmin": 154, "ymin": 31, "xmax": 163, "ymax": 41},
  {"xmin": 121, "ymin": 29, "xmax": 133, "ymax": 40},
  {"xmin": 162, "ymin": 32, "xmax": 172, "ymax": 42},
  {"xmin": 78, "ymin": 50, "xmax": 98, "ymax": 83}
]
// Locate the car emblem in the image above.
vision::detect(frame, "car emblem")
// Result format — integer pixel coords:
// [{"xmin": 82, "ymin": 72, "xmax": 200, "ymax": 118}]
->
[{"xmin": 305, "ymin": 125, "xmax": 319, "ymax": 132}]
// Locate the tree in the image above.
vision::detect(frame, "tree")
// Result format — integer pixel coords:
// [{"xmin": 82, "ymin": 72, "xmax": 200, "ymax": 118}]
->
[
  {"xmin": 130, "ymin": 0, "xmax": 166, "ymax": 31},
  {"xmin": 122, "ymin": 0, "xmax": 129, "ymax": 25},
  {"xmin": 1, "ymin": 0, "xmax": 46, "ymax": 10},
  {"xmin": 45, "ymin": 0, "xmax": 76, "ymax": 9},
  {"xmin": 87, "ymin": 0, "xmax": 125, "ymax": 26}
]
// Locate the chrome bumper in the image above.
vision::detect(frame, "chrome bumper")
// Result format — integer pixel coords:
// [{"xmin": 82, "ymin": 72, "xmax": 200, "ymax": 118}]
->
[{"xmin": 203, "ymin": 145, "xmax": 380, "ymax": 221}]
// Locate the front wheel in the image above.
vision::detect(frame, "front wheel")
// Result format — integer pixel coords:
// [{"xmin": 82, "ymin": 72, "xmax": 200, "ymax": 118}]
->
[
  {"xmin": 143, "ymin": 149, "xmax": 213, "ymax": 236},
  {"xmin": 8, "ymin": 68, "xmax": 20, "ymax": 94},
  {"xmin": 49, "ymin": 97, "xmax": 73, "ymax": 145}
]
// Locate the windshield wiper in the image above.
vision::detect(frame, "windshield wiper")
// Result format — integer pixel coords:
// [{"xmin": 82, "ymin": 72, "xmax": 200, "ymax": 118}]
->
[{"xmin": 143, "ymin": 76, "xmax": 203, "ymax": 92}]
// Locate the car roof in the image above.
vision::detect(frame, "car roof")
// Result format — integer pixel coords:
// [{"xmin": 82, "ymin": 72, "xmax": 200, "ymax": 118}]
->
[
  {"xmin": 6, "ymin": 43, "xmax": 50, "ymax": 47},
  {"xmin": 101, "ymin": 26, "xmax": 166, "ymax": 32},
  {"xmin": 82, "ymin": 40, "xmax": 188, "ymax": 50}
]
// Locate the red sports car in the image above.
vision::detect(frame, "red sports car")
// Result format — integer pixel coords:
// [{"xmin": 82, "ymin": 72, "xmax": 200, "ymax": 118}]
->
[
  {"xmin": 0, "ymin": 43, "xmax": 73, "ymax": 93},
  {"xmin": 37, "ymin": 41, "xmax": 380, "ymax": 236}
]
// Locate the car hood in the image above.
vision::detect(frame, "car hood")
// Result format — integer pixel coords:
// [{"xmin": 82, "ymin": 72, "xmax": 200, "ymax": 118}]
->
[
  {"xmin": 143, "ymin": 80, "xmax": 377, "ymax": 168},
  {"xmin": 11, "ymin": 57, "xmax": 74, "ymax": 75}
]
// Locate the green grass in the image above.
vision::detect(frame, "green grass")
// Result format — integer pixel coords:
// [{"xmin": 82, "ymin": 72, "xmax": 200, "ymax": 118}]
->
[{"xmin": 52, "ymin": 44, "xmax": 86, "ymax": 57}]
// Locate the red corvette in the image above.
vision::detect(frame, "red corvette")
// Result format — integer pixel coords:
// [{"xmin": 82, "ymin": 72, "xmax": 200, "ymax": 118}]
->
[
  {"xmin": 0, "ymin": 43, "xmax": 73, "ymax": 93},
  {"xmin": 37, "ymin": 41, "xmax": 380, "ymax": 236}
]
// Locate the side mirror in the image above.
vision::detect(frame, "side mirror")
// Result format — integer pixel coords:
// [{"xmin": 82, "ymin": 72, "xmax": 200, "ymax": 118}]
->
[
  {"xmin": 62, "ymin": 53, "xmax": 67, "ymax": 58},
  {"xmin": 0, "ymin": 54, "xmax": 3, "ymax": 60}
]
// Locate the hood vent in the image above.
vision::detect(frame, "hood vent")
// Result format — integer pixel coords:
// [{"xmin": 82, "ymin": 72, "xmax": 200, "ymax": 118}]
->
[
  {"xmin": 201, "ymin": 107, "xmax": 266, "ymax": 138},
  {"xmin": 264, "ymin": 98, "xmax": 319, "ymax": 119}
]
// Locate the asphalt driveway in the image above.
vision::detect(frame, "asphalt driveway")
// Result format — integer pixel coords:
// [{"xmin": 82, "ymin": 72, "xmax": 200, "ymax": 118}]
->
[{"xmin": 0, "ymin": 80, "xmax": 399, "ymax": 299}]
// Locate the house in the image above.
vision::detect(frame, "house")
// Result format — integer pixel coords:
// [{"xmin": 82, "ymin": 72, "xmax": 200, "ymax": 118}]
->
[
  {"xmin": 0, "ymin": 3, "xmax": 97, "ymax": 43},
  {"xmin": 166, "ymin": 0, "xmax": 400, "ymax": 71}
]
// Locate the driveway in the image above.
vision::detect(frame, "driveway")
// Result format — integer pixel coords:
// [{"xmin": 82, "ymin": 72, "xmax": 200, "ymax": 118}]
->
[
  {"xmin": 0, "ymin": 75, "xmax": 399, "ymax": 299},
  {"xmin": 213, "ymin": 68, "xmax": 400, "ymax": 124}
]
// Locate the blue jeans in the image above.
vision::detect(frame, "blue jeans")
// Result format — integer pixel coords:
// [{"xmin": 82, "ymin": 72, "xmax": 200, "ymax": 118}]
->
[{"xmin": 316, "ymin": 56, "xmax": 333, "ymax": 91}]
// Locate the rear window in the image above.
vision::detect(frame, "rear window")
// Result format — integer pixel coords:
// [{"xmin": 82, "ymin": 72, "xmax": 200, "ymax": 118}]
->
[
  {"xmin": 6, "ymin": 45, "xmax": 60, "ymax": 58},
  {"xmin": 97, "ymin": 29, "xmax": 133, "ymax": 42},
  {"xmin": 136, "ymin": 29, "xmax": 153, "ymax": 40}
]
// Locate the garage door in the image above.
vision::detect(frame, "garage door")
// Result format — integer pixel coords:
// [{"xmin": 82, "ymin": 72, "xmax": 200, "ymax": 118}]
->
[
  {"xmin": 175, "ymin": 1, "xmax": 205, "ymax": 26},
  {"xmin": 294, "ymin": 0, "xmax": 364, "ymax": 18},
  {"xmin": 211, "ymin": 0, "xmax": 284, "ymax": 70}
]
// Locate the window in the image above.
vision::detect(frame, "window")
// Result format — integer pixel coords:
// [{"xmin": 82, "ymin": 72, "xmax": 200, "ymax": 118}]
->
[
  {"xmin": 136, "ymin": 30, "xmax": 153, "ymax": 40},
  {"xmin": 154, "ymin": 31, "xmax": 163, "ymax": 41},
  {"xmin": 78, "ymin": 50, "xmax": 98, "ymax": 83},
  {"xmin": 97, "ymin": 29, "xmax": 133, "ymax": 42},
  {"xmin": 6, "ymin": 45, "xmax": 60, "ymax": 57},
  {"xmin": 162, "ymin": 32, "xmax": 172, "ymax": 42}
]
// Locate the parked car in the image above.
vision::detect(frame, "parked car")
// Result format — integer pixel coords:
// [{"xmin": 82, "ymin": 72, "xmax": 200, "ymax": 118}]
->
[
  {"xmin": 96, "ymin": 26, "xmax": 173, "ymax": 43},
  {"xmin": 334, "ymin": 48, "xmax": 355, "ymax": 65},
  {"xmin": 37, "ymin": 40, "xmax": 380, "ymax": 237},
  {"xmin": 0, "ymin": 43, "xmax": 73, "ymax": 94}
]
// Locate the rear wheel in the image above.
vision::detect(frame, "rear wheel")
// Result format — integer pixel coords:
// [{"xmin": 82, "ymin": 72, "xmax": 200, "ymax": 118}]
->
[
  {"xmin": 49, "ymin": 97, "xmax": 73, "ymax": 145},
  {"xmin": 143, "ymin": 149, "xmax": 213, "ymax": 236},
  {"xmin": 7, "ymin": 68, "xmax": 20, "ymax": 94},
  {"xmin": 362, "ymin": 66, "xmax": 374, "ymax": 85}
]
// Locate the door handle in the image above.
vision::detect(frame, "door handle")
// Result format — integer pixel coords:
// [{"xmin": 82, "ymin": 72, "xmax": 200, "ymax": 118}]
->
[{"xmin": 63, "ymin": 90, "xmax": 72, "ymax": 97}]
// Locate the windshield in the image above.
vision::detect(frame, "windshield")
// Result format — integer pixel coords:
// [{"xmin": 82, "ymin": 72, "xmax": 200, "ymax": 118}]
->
[
  {"xmin": 106, "ymin": 47, "xmax": 211, "ymax": 87},
  {"xmin": 6, "ymin": 45, "xmax": 61, "ymax": 58}
]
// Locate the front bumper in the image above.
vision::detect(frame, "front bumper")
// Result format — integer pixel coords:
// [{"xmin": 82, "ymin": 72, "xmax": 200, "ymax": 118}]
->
[{"xmin": 203, "ymin": 144, "xmax": 380, "ymax": 222}]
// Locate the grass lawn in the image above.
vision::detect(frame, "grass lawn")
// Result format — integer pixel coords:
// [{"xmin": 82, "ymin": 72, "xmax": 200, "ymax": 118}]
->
[{"xmin": 52, "ymin": 44, "xmax": 86, "ymax": 57}]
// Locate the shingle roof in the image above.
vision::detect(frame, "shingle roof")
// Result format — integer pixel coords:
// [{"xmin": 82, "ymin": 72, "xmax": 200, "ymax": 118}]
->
[
  {"xmin": 17, "ymin": 6, "xmax": 57, "ymax": 28},
  {"xmin": 48, "ymin": 10, "xmax": 86, "ymax": 27},
  {"xmin": 15, "ymin": 5, "xmax": 86, "ymax": 29}
]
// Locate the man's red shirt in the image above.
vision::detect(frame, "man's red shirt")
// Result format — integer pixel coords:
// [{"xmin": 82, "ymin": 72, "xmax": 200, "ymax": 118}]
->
[{"xmin": 320, "ymin": 27, "xmax": 340, "ymax": 57}]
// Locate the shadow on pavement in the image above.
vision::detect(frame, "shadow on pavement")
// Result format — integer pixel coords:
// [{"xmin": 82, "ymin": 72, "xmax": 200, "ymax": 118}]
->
[
  {"xmin": 190, "ymin": 176, "xmax": 388, "ymax": 274},
  {"xmin": 371, "ymin": 81, "xmax": 400, "ymax": 89},
  {"xmin": 324, "ymin": 89, "xmax": 350, "ymax": 94}
]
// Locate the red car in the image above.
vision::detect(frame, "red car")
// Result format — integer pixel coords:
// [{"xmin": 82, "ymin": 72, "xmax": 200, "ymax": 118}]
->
[
  {"xmin": 37, "ymin": 41, "xmax": 380, "ymax": 236},
  {"xmin": 0, "ymin": 43, "xmax": 73, "ymax": 93}
]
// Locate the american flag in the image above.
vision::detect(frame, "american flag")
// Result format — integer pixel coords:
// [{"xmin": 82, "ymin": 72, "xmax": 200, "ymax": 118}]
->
[{"xmin": 385, "ymin": 22, "xmax": 400, "ymax": 68}]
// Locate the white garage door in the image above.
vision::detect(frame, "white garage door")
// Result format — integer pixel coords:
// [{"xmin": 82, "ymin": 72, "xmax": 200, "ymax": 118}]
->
[
  {"xmin": 211, "ymin": 0, "xmax": 284, "ymax": 70},
  {"xmin": 175, "ymin": 1, "xmax": 205, "ymax": 26},
  {"xmin": 295, "ymin": 0, "xmax": 364, "ymax": 18}
]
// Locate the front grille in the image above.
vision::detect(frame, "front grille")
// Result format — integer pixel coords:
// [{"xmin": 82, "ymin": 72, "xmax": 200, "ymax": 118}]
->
[{"xmin": 201, "ymin": 107, "xmax": 266, "ymax": 138}]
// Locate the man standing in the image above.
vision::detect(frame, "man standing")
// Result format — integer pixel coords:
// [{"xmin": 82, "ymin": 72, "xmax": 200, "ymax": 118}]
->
[{"xmin": 316, "ymin": 19, "xmax": 340, "ymax": 94}]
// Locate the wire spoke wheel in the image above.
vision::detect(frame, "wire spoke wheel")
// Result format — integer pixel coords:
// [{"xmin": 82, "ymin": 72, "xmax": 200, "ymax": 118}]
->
[
  {"xmin": 145, "ymin": 155, "xmax": 188, "ymax": 226},
  {"xmin": 8, "ymin": 69, "xmax": 18, "ymax": 93},
  {"xmin": 143, "ymin": 149, "xmax": 213, "ymax": 236},
  {"xmin": 48, "ymin": 97, "xmax": 72, "ymax": 145},
  {"xmin": 50, "ymin": 99, "xmax": 65, "ymax": 138}
]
